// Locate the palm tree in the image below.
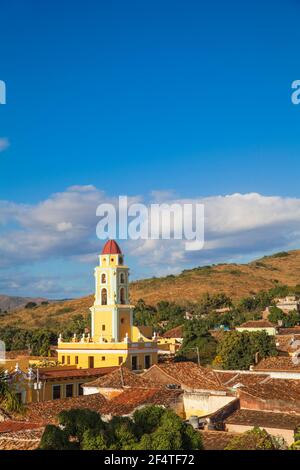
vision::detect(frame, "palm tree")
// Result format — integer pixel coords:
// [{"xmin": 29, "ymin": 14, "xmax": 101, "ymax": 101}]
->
[{"xmin": 0, "ymin": 369, "xmax": 23, "ymax": 413}]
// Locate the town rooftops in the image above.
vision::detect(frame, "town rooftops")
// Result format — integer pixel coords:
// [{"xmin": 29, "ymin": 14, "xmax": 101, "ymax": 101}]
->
[
  {"xmin": 275, "ymin": 334, "xmax": 300, "ymax": 354},
  {"xmin": 0, "ymin": 427, "xmax": 44, "ymax": 450},
  {"xmin": 24, "ymin": 386, "xmax": 182, "ymax": 423},
  {"xmin": 162, "ymin": 325, "xmax": 184, "ymax": 339},
  {"xmin": 225, "ymin": 409, "xmax": 300, "ymax": 430},
  {"xmin": 278, "ymin": 327, "xmax": 300, "ymax": 335},
  {"xmin": 238, "ymin": 320, "xmax": 276, "ymax": 328},
  {"xmin": 39, "ymin": 366, "xmax": 118, "ymax": 380},
  {"xmin": 142, "ymin": 362, "xmax": 227, "ymax": 393},
  {"xmin": 199, "ymin": 430, "xmax": 240, "ymax": 450},
  {"xmin": 83, "ymin": 366, "xmax": 160, "ymax": 389},
  {"xmin": 254, "ymin": 356, "xmax": 300, "ymax": 372},
  {"xmin": 101, "ymin": 239, "xmax": 122, "ymax": 255}
]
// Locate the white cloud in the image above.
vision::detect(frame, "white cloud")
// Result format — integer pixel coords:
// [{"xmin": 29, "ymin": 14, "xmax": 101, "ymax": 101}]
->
[
  {"xmin": 0, "ymin": 138, "xmax": 9, "ymax": 152},
  {"xmin": 1, "ymin": 187, "xmax": 300, "ymax": 282}
]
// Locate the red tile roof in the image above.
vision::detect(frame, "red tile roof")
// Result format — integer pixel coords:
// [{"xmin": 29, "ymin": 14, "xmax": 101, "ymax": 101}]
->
[
  {"xmin": 0, "ymin": 421, "xmax": 43, "ymax": 434},
  {"xmin": 83, "ymin": 366, "xmax": 161, "ymax": 389},
  {"xmin": 254, "ymin": 356, "xmax": 300, "ymax": 371},
  {"xmin": 39, "ymin": 366, "xmax": 118, "ymax": 380},
  {"xmin": 199, "ymin": 430, "xmax": 241, "ymax": 450},
  {"xmin": 225, "ymin": 409, "xmax": 300, "ymax": 430},
  {"xmin": 23, "ymin": 386, "xmax": 182, "ymax": 423},
  {"xmin": 162, "ymin": 325, "xmax": 184, "ymax": 339},
  {"xmin": 101, "ymin": 240, "xmax": 122, "ymax": 255},
  {"xmin": 238, "ymin": 320, "xmax": 276, "ymax": 328},
  {"xmin": 143, "ymin": 362, "xmax": 227, "ymax": 392},
  {"xmin": 0, "ymin": 428, "xmax": 44, "ymax": 450}
]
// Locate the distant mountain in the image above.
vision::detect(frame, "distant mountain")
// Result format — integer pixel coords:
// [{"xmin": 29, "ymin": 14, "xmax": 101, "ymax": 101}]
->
[
  {"xmin": 0, "ymin": 295, "xmax": 48, "ymax": 312},
  {"xmin": 1, "ymin": 249, "xmax": 300, "ymax": 329}
]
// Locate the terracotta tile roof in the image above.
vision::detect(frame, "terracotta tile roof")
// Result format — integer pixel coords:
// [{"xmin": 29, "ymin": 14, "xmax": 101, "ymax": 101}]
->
[
  {"xmin": 100, "ymin": 387, "xmax": 183, "ymax": 416},
  {"xmin": 217, "ymin": 371, "xmax": 270, "ymax": 388},
  {"xmin": 144, "ymin": 362, "xmax": 227, "ymax": 392},
  {"xmin": 25, "ymin": 393, "xmax": 108, "ymax": 424},
  {"xmin": 240, "ymin": 378, "xmax": 300, "ymax": 402},
  {"xmin": 278, "ymin": 327, "xmax": 300, "ymax": 335},
  {"xmin": 199, "ymin": 430, "xmax": 241, "ymax": 450},
  {"xmin": 23, "ymin": 386, "xmax": 182, "ymax": 423},
  {"xmin": 39, "ymin": 366, "xmax": 118, "ymax": 380},
  {"xmin": 83, "ymin": 366, "xmax": 160, "ymax": 389},
  {"xmin": 0, "ymin": 421, "xmax": 43, "ymax": 434},
  {"xmin": 0, "ymin": 428, "xmax": 44, "ymax": 450},
  {"xmin": 275, "ymin": 335, "xmax": 300, "ymax": 354},
  {"xmin": 238, "ymin": 320, "xmax": 275, "ymax": 328},
  {"xmin": 162, "ymin": 325, "xmax": 184, "ymax": 339},
  {"xmin": 226, "ymin": 409, "xmax": 300, "ymax": 430},
  {"xmin": 254, "ymin": 356, "xmax": 300, "ymax": 371}
]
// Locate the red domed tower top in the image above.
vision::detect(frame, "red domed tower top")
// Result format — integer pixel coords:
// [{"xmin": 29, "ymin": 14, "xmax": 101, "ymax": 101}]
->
[{"xmin": 101, "ymin": 239, "xmax": 122, "ymax": 255}]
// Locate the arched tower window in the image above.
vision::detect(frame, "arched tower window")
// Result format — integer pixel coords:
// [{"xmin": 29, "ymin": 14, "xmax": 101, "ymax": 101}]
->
[
  {"xmin": 120, "ymin": 287, "xmax": 126, "ymax": 305},
  {"xmin": 101, "ymin": 273, "xmax": 106, "ymax": 284},
  {"xmin": 120, "ymin": 273, "xmax": 125, "ymax": 284},
  {"xmin": 101, "ymin": 288, "xmax": 107, "ymax": 305}
]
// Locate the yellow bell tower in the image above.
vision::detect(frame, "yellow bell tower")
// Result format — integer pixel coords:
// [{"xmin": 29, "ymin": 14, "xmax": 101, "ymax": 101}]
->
[
  {"xmin": 57, "ymin": 240, "xmax": 158, "ymax": 370},
  {"xmin": 91, "ymin": 240, "xmax": 132, "ymax": 343}
]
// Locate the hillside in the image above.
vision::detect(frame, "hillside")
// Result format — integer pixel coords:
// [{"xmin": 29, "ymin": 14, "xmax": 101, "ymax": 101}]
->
[
  {"xmin": 0, "ymin": 295, "xmax": 48, "ymax": 312},
  {"xmin": 1, "ymin": 249, "xmax": 300, "ymax": 329}
]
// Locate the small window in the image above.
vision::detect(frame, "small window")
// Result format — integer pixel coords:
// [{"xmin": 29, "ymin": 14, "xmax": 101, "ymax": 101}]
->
[
  {"xmin": 78, "ymin": 383, "xmax": 84, "ymax": 396},
  {"xmin": 101, "ymin": 288, "xmax": 107, "ymax": 305},
  {"xmin": 101, "ymin": 273, "xmax": 106, "ymax": 283},
  {"xmin": 66, "ymin": 384, "xmax": 73, "ymax": 398},
  {"xmin": 102, "ymin": 324, "xmax": 105, "ymax": 331},
  {"xmin": 120, "ymin": 287, "xmax": 126, "ymax": 304},
  {"xmin": 119, "ymin": 256, "xmax": 123, "ymax": 265},
  {"xmin": 118, "ymin": 357, "xmax": 123, "ymax": 365},
  {"xmin": 67, "ymin": 356, "xmax": 70, "ymax": 365},
  {"xmin": 52, "ymin": 385, "xmax": 61, "ymax": 400},
  {"xmin": 121, "ymin": 318, "xmax": 124, "ymax": 324},
  {"xmin": 120, "ymin": 273, "xmax": 125, "ymax": 284},
  {"xmin": 61, "ymin": 356, "xmax": 65, "ymax": 364},
  {"xmin": 111, "ymin": 258, "xmax": 114, "ymax": 262},
  {"xmin": 75, "ymin": 356, "xmax": 78, "ymax": 365},
  {"xmin": 101, "ymin": 356, "xmax": 105, "ymax": 361}
]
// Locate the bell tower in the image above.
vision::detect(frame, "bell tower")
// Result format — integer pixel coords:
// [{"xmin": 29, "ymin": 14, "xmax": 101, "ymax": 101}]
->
[{"xmin": 90, "ymin": 240, "xmax": 132, "ymax": 342}]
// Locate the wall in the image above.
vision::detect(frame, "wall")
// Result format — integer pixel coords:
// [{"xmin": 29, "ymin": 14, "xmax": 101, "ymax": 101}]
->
[
  {"xmin": 183, "ymin": 392, "xmax": 236, "ymax": 418},
  {"xmin": 239, "ymin": 390, "xmax": 300, "ymax": 414}
]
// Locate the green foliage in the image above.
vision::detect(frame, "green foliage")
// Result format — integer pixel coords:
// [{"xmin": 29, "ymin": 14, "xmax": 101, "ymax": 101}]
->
[
  {"xmin": 177, "ymin": 319, "xmax": 217, "ymax": 365},
  {"xmin": 0, "ymin": 369, "xmax": 24, "ymax": 413},
  {"xmin": 39, "ymin": 424, "xmax": 75, "ymax": 450},
  {"xmin": 267, "ymin": 306, "xmax": 285, "ymax": 323},
  {"xmin": 24, "ymin": 302, "xmax": 37, "ymax": 309},
  {"xmin": 225, "ymin": 427, "xmax": 286, "ymax": 450},
  {"xmin": 39, "ymin": 406, "xmax": 203, "ymax": 451},
  {"xmin": 214, "ymin": 330, "xmax": 277, "ymax": 370}
]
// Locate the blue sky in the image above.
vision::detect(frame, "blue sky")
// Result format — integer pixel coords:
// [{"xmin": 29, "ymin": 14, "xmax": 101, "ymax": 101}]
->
[{"xmin": 1, "ymin": 0, "xmax": 300, "ymax": 298}]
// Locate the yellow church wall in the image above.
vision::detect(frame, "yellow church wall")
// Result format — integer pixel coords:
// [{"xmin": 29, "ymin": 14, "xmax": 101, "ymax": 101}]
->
[{"xmin": 92, "ymin": 308, "xmax": 114, "ymax": 341}]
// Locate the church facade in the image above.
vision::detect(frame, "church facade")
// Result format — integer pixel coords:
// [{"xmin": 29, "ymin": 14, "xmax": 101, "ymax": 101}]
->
[{"xmin": 57, "ymin": 240, "xmax": 158, "ymax": 371}]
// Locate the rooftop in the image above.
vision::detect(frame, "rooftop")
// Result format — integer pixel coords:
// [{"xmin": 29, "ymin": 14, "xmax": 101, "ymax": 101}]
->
[
  {"xmin": 238, "ymin": 320, "xmax": 276, "ymax": 328},
  {"xmin": 101, "ymin": 239, "xmax": 122, "ymax": 255},
  {"xmin": 254, "ymin": 356, "xmax": 300, "ymax": 372},
  {"xmin": 24, "ymin": 386, "xmax": 182, "ymax": 423},
  {"xmin": 225, "ymin": 409, "xmax": 300, "ymax": 430},
  {"xmin": 39, "ymin": 366, "xmax": 118, "ymax": 380},
  {"xmin": 143, "ymin": 362, "xmax": 227, "ymax": 392},
  {"xmin": 162, "ymin": 325, "xmax": 184, "ymax": 339},
  {"xmin": 83, "ymin": 366, "xmax": 161, "ymax": 389},
  {"xmin": 199, "ymin": 430, "xmax": 240, "ymax": 450}
]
